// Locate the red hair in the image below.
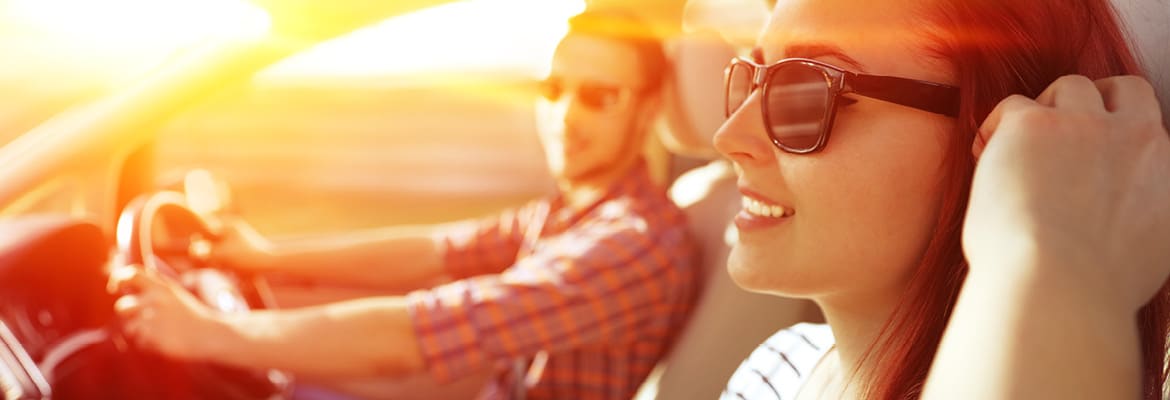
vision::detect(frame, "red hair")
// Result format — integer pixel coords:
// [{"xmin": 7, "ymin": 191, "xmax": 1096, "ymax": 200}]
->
[{"xmin": 855, "ymin": 1, "xmax": 1169, "ymax": 399}]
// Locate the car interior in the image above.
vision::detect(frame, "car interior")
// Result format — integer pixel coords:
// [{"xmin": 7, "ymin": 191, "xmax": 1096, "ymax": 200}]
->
[
  {"xmin": 0, "ymin": 0, "xmax": 1166, "ymax": 399},
  {"xmin": 0, "ymin": 2, "xmax": 627, "ymax": 398}
]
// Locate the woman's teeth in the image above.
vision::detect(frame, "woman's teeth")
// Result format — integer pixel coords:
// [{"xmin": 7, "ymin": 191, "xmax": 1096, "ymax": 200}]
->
[{"xmin": 742, "ymin": 196, "xmax": 788, "ymax": 218}]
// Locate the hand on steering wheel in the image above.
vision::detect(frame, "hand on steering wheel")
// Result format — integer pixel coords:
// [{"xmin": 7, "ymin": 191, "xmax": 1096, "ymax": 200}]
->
[
  {"xmin": 110, "ymin": 189, "xmax": 245, "ymax": 358},
  {"xmin": 108, "ymin": 265, "xmax": 227, "ymax": 361},
  {"xmin": 208, "ymin": 217, "xmax": 279, "ymax": 273},
  {"xmin": 108, "ymin": 184, "xmax": 292, "ymax": 399}
]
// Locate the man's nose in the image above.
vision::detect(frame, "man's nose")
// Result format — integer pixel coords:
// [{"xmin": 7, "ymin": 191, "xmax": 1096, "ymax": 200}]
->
[{"xmin": 559, "ymin": 90, "xmax": 592, "ymax": 126}]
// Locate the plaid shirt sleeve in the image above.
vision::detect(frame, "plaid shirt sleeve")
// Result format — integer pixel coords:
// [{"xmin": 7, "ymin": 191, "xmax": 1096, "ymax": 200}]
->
[
  {"xmin": 406, "ymin": 220, "xmax": 689, "ymax": 383},
  {"xmin": 435, "ymin": 203, "xmax": 536, "ymax": 280}
]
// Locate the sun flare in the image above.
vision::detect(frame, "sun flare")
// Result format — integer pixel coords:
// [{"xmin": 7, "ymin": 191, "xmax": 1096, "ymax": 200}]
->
[
  {"xmin": 266, "ymin": 0, "xmax": 584, "ymax": 80},
  {"xmin": 4, "ymin": 0, "xmax": 584, "ymax": 81},
  {"xmin": 6, "ymin": 0, "xmax": 271, "ymax": 49}
]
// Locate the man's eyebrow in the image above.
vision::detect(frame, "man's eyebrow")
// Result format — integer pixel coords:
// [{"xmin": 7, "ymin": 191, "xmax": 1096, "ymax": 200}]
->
[{"xmin": 751, "ymin": 43, "xmax": 868, "ymax": 73}]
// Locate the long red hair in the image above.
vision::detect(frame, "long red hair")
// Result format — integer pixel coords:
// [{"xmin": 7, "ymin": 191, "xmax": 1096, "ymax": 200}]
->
[{"xmin": 856, "ymin": 1, "xmax": 1170, "ymax": 398}]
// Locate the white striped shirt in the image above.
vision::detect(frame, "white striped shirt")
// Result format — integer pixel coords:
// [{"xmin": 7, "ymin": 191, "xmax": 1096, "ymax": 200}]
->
[{"xmin": 721, "ymin": 323, "xmax": 835, "ymax": 400}]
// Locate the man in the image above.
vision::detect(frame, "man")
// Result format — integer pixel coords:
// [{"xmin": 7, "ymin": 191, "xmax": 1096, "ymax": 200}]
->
[{"xmin": 111, "ymin": 10, "xmax": 697, "ymax": 400}]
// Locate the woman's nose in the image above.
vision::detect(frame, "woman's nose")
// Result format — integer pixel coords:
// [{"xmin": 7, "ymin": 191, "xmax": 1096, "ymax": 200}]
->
[{"xmin": 714, "ymin": 90, "xmax": 775, "ymax": 166}]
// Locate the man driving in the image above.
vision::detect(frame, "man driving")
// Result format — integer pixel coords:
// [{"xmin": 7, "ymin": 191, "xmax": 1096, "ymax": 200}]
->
[{"xmin": 110, "ymin": 10, "xmax": 698, "ymax": 400}]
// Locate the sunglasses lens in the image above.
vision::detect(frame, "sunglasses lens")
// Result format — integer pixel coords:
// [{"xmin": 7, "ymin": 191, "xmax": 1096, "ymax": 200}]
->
[
  {"xmin": 766, "ymin": 64, "xmax": 831, "ymax": 151},
  {"xmin": 539, "ymin": 78, "xmax": 562, "ymax": 101},
  {"xmin": 578, "ymin": 84, "xmax": 621, "ymax": 111},
  {"xmin": 725, "ymin": 62, "xmax": 753, "ymax": 117}
]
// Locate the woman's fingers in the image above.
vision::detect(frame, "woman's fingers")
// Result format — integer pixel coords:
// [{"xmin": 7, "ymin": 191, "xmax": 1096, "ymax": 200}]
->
[
  {"xmin": 1093, "ymin": 75, "xmax": 1163, "ymax": 118},
  {"xmin": 973, "ymin": 74, "xmax": 1156, "ymax": 161},
  {"xmin": 974, "ymin": 95, "xmax": 1036, "ymax": 160},
  {"xmin": 1034, "ymin": 75, "xmax": 1107, "ymax": 111}
]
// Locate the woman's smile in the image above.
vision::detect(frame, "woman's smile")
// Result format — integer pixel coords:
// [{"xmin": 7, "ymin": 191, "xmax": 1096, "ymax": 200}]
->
[{"xmin": 734, "ymin": 189, "xmax": 794, "ymax": 231}]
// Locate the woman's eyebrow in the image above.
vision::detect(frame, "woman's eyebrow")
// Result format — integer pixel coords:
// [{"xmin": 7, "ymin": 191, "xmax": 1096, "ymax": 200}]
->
[{"xmin": 752, "ymin": 43, "xmax": 868, "ymax": 73}]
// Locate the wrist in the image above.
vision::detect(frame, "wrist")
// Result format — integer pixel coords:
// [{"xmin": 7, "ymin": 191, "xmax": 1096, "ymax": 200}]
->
[
  {"xmin": 965, "ymin": 254, "xmax": 1131, "ymax": 327},
  {"xmin": 240, "ymin": 238, "xmax": 280, "ymax": 271},
  {"xmin": 198, "ymin": 313, "xmax": 249, "ymax": 366},
  {"xmin": 956, "ymin": 258, "xmax": 1143, "ymax": 400},
  {"xmin": 255, "ymin": 246, "xmax": 279, "ymax": 270}
]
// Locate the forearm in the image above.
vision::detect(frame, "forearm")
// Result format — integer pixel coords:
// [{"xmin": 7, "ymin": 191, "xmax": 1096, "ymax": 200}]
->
[
  {"xmin": 264, "ymin": 226, "xmax": 447, "ymax": 289},
  {"xmin": 924, "ymin": 260, "xmax": 1141, "ymax": 399},
  {"xmin": 205, "ymin": 297, "xmax": 426, "ymax": 379}
]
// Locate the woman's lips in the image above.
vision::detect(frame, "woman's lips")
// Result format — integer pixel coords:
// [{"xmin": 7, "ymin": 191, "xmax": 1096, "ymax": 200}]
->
[{"xmin": 734, "ymin": 191, "xmax": 794, "ymax": 231}]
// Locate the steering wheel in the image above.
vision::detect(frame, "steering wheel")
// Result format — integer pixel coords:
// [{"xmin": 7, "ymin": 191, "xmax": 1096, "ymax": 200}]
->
[{"xmin": 111, "ymin": 188, "xmax": 292, "ymax": 399}]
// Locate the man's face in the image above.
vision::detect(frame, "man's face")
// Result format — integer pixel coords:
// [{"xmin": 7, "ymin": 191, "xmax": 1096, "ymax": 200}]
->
[{"xmin": 535, "ymin": 33, "xmax": 651, "ymax": 185}]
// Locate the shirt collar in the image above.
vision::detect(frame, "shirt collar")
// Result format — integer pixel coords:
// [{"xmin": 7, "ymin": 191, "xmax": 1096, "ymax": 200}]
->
[{"xmin": 546, "ymin": 159, "xmax": 653, "ymax": 229}]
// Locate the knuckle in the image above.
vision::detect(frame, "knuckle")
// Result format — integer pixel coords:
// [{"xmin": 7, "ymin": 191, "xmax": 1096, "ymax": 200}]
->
[
  {"xmin": 1136, "ymin": 118, "xmax": 1170, "ymax": 142},
  {"xmin": 1057, "ymin": 74, "xmax": 1090, "ymax": 85},
  {"xmin": 1054, "ymin": 74, "xmax": 1094, "ymax": 88},
  {"xmin": 1112, "ymin": 75, "xmax": 1156, "ymax": 96},
  {"xmin": 1011, "ymin": 104, "xmax": 1057, "ymax": 128},
  {"xmin": 1000, "ymin": 94, "xmax": 1032, "ymax": 108}
]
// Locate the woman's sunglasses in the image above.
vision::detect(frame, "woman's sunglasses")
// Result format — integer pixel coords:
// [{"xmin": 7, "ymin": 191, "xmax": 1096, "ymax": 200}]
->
[{"xmin": 725, "ymin": 57, "xmax": 960, "ymax": 154}]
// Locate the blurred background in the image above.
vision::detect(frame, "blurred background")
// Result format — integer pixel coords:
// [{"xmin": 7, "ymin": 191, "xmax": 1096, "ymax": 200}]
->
[{"xmin": 0, "ymin": 0, "xmax": 587, "ymax": 235}]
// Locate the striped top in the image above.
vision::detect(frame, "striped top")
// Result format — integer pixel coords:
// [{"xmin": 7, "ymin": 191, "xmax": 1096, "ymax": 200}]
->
[
  {"xmin": 721, "ymin": 323, "xmax": 835, "ymax": 400},
  {"xmin": 407, "ymin": 163, "xmax": 698, "ymax": 400}
]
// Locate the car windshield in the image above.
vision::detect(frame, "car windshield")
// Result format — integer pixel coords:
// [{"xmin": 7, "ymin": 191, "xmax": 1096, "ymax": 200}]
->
[
  {"xmin": 0, "ymin": 0, "xmax": 580, "ymax": 230},
  {"xmin": 0, "ymin": 0, "xmax": 580, "ymax": 148}
]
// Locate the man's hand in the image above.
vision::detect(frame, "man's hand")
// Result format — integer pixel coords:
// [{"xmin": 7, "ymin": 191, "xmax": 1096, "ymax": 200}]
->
[
  {"xmin": 109, "ymin": 266, "xmax": 230, "ymax": 361},
  {"xmin": 107, "ymin": 264, "xmax": 425, "ymax": 378},
  {"xmin": 964, "ymin": 74, "xmax": 1170, "ymax": 312},
  {"xmin": 210, "ymin": 218, "xmax": 277, "ymax": 272}
]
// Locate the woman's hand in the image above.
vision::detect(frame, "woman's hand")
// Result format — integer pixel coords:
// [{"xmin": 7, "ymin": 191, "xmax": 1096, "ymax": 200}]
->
[
  {"xmin": 964, "ymin": 74, "xmax": 1170, "ymax": 312},
  {"xmin": 927, "ymin": 74, "xmax": 1169, "ymax": 400}
]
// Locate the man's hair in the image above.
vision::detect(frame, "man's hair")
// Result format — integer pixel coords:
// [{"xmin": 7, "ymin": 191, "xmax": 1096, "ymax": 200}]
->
[{"xmin": 566, "ymin": 10, "xmax": 670, "ymax": 94}]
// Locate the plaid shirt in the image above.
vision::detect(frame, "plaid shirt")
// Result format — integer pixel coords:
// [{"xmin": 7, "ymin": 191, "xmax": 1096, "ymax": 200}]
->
[{"xmin": 407, "ymin": 163, "xmax": 697, "ymax": 400}]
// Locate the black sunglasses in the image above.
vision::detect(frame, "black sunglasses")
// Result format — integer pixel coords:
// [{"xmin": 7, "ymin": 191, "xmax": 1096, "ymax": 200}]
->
[
  {"xmin": 539, "ymin": 77, "xmax": 634, "ymax": 112},
  {"xmin": 725, "ymin": 57, "xmax": 960, "ymax": 154}
]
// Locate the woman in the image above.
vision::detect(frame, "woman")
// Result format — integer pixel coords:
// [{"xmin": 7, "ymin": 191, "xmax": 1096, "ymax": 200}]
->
[{"xmin": 714, "ymin": 0, "xmax": 1169, "ymax": 399}]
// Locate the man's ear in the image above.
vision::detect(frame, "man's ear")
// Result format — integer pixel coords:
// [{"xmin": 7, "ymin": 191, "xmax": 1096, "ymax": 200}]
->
[
  {"xmin": 634, "ymin": 91, "xmax": 665, "ymax": 133},
  {"xmin": 635, "ymin": 90, "xmax": 672, "ymax": 185}
]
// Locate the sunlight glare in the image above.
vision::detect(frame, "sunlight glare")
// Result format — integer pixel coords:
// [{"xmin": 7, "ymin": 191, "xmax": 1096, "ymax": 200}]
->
[
  {"xmin": 7, "ymin": 0, "xmax": 271, "ymax": 50},
  {"xmin": 264, "ymin": 0, "xmax": 585, "ymax": 81}
]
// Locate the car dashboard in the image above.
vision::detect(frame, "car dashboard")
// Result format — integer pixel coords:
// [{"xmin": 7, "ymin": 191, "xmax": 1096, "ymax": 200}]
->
[
  {"xmin": 0, "ymin": 320, "xmax": 50, "ymax": 400},
  {"xmin": 0, "ymin": 216, "xmax": 109, "ymax": 400}
]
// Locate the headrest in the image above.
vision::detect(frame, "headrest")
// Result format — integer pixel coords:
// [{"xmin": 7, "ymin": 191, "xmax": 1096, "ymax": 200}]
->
[{"xmin": 1113, "ymin": 0, "xmax": 1170, "ymax": 126}]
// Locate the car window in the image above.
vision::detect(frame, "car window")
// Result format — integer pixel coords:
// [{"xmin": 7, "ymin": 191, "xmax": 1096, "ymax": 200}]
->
[
  {"xmin": 151, "ymin": 0, "xmax": 581, "ymax": 236},
  {"xmin": 0, "ymin": 0, "xmax": 272, "ymax": 146}
]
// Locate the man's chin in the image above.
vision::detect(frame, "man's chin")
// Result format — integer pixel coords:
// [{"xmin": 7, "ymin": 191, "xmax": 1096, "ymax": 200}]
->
[{"xmin": 556, "ymin": 164, "xmax": 618, "ymax": 186}]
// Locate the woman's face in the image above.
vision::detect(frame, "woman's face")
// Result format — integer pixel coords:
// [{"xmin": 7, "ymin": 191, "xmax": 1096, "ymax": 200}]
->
[{"xmin": 715, "ymin": 0, "xmax": 957, "ymax": 301}]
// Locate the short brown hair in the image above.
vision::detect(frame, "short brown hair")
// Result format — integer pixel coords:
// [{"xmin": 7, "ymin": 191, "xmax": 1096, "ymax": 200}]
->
[{"xmin": 566, "ymin": 10, "xmax": 670, "ymax": 93}]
